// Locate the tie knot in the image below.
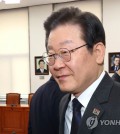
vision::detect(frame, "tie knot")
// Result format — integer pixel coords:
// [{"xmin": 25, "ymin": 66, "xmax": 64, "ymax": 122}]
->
[{"xmin": 72, "ymin": 98, "xmax": 82, "ymax": 111}]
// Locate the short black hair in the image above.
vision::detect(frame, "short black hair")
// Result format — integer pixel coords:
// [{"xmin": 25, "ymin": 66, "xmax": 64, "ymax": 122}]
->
[
  {"xmin": 44, "ymin": 7, "xmax": 105, "ymax": 50},
  {"xmin": 38, "ymin": 59, "xmax": 44, "ymax": 65}
]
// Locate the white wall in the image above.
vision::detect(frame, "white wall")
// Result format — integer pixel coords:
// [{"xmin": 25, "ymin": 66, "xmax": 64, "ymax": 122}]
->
[
  {"xmin": 103, "ymin": 0, "xmax": 120, "ymax": 76},
  {"xmin": 0, "ymin": 8, "xmax": 30, "ymax": 95},
  {"xmin": 54, "ymin": 0, "xmax": 101, "ymax": 20},
  {"xmin": 29, "ymin": 5, "xmax": 52, "ymax": 93}
]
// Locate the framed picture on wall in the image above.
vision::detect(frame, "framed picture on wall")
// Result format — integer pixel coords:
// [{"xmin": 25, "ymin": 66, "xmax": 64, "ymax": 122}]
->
[
  {"xmin": 35, "ymin": 56, "xmax": 49, "ymax": 75},
  {"xmin": 108, "ymin": 52, "xmax": 120, "ymax": 73}
]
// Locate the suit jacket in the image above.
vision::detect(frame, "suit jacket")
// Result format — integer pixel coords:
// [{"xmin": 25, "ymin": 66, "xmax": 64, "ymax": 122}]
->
[
  {"xmin": 28, "ymin": 77, "xmax": 66, "ymax": 134},
  {"xmin": 36, "ymin": 68, "xmax": 48, "ymax": 73},
  {"xmin": 111, "ymin": 65, "xmax": 120, "ymax": 72},
  {"xmin": 59, "ymin": 72, "xmax": 120, "ymax": 134},
  {"xmin": 112, "ymin": 72, "xmax": 120, "ymax": 83}
]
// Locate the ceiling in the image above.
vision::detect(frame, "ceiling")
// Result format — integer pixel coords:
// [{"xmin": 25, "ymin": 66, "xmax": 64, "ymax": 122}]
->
[{"xmin": 0, "ymin": 0, "xmax": 78, "ymax": 10}]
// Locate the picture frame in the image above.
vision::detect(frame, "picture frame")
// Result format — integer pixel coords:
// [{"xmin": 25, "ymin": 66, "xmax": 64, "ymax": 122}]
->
[
  {"xmin": 108, "ymin": 52, "xmax": 120, "ymax": 73},
  {"xmin": 35, "ymin": 56, "xmax": 49, "ymax": 75}
]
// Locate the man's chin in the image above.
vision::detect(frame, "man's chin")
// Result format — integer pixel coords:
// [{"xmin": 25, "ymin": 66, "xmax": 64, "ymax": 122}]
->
[{"xmin": 59, "ymin": 84, "xmax": 72, "ymax": 93}]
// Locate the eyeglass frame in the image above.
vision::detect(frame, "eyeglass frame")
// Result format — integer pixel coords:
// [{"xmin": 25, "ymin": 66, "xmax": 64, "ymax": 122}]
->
[{"xmin": 43, "ymin": 44, "xmax": 87, "ymax": 66}]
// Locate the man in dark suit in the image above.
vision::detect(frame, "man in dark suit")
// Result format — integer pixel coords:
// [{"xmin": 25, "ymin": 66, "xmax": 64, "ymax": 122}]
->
[
  {"xmin": 36, "ymin": 59, "xmax": 48, "ymax": 73},
  {"xmin": 111, "ymin": 56, "xmax": 120, "ymax": 72},
  {"xmin": 28, "ymin": 76, "xmax": 66, "ymax": 134},
  {"xmin": 43, "ymin": 7, "xmax": 120, "ymax": 134},
  {"xmin": 59, "ymin": 72, "xmax": 120, "ymax": 134}
]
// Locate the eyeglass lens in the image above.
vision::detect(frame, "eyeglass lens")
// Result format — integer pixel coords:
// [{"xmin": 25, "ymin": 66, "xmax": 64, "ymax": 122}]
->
[{"xmin": 43, "ymin": 48, "xmax": 71, "ymax": 66}]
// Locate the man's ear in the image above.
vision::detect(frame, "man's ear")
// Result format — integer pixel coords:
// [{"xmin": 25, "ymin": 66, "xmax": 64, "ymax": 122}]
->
[{"xmin": 93, "ymin": 42, "xmax": 106, "ymax": 64}]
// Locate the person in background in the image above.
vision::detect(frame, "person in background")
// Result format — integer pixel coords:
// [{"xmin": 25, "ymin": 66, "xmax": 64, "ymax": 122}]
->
[
  {"xmin": 28, "ymin": 76, "xmax": 66, "ymax": 134},
  {"xmin": 111, "ymin": 56, "xmax": 120, "ymax": 72},
  {"xmin": 36, "ymin": 59, "xmax": 48, "ymax": 73},
  {"xmin": 43, "ymin": 7, "xmax": 120, "ymax": 134},
  {"xmin": 112, "ymin": 69, "xmax": 120, "ymax": 82}
]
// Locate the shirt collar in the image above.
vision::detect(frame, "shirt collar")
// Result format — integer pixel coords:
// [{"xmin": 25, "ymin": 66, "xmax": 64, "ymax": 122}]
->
[
  {"xmin": 70, "ymin": 71, "xmax": 105, "ymax": 108},
  {"xmin": 40, "ymin": 69, "xmax": 44, "ymax": 72}
]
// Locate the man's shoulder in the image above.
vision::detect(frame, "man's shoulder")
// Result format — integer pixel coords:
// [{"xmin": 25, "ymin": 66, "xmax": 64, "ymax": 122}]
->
[
  {"xmin": 36, "ymin": 68, "xmax": 40, "ymax": 72},
  {"xmin": 32, "ymin": 77, "xmax": 64, "ymax": 100},
  {"xmin": 111, "ymin": 65, "xmax": 115, "ymax": 70},
  {"xmin": 113, "ymin": 80, "xmax": 120, "ymax": 89},
  {"xmin": 112, "ymin": 73, "xmax": 120, "ymax": 82},
  {"xmin": 44, "ymin": 69, "xmax": 48, "ymax": 73}
]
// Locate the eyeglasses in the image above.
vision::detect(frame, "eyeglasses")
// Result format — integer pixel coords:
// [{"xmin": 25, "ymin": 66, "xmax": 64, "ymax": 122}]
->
[{"xmin": 42, "ymin": 44, "xmax": 87, "ymax": 66}]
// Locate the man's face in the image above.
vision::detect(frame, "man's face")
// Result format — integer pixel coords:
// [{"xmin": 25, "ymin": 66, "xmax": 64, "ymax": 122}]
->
[
  {"xmin": 114, "ymin": 57, "xmax": 120, "ymax": 66},
  {"xmin": 47, "ymin": 24, "xmax": 105, "ymax": 96},
  {"xmin": 39, "ymin": 61, "xmax": 45, "ymax": 69}
]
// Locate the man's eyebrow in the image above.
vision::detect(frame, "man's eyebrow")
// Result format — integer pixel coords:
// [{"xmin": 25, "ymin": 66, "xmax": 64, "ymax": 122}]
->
[{"xmin": 47, "ymin": 40, "xmax": 73, "ymax": 50}]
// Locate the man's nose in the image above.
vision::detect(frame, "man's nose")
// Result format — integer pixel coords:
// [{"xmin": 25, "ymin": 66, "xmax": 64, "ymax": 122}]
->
[{"xmin": 53, "ymin": 55, "xmax": 65, "ymax": 68}]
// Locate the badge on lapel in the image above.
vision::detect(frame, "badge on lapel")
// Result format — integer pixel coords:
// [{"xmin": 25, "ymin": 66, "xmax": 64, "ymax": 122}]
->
[{"xmin": 92, "ymin": 108, "xmax": 100, "ymax": 116}]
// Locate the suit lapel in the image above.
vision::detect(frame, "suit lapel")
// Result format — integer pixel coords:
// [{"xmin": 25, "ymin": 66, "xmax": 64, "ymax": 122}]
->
[
  {"xmin": 78, "ymin": 72, "xmax": 114, "ymax": 134},
  {"xmin": 78, "ymin": 96, "xmax": 104, "ymax": 134},
  {"xmin": 59, "ymin": 94, "xmax": 70, "ymax": 134},
  {"xmin": 60, "ymin": 72, "xmax": 114, "ymax": 134}
]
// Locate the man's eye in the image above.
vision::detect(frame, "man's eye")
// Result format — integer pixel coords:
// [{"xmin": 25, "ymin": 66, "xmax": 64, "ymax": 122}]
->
[
  {"xmin": 48, "ymin": 54, "xmax": 55, "ymax": 57},
  {"xmin": 62, "ymin": 51, "xmax": 67, "ymax": 54},
  {"xmin": 61, "ymin": 51, "xmax": 69, "ymax": 55}
]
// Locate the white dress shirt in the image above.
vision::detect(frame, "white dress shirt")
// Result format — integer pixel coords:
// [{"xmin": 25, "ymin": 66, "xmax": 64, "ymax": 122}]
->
[
  {"xmin": 64, "ymin": 71, "xmax": 105, "ymax": 134},
  {"xmin": 40, "ymin": 69, "xmax": 44, "ymax": 73}
]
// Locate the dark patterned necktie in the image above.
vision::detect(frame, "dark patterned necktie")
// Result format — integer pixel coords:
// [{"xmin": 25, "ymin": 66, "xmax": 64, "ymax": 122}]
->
[
  {"xmin": 114, "ymin": 66, "xmax": 119, "ymax": 71},
  {"xmin": 70, "ymin": 98, "xmax": 82, "ymax": 134}
]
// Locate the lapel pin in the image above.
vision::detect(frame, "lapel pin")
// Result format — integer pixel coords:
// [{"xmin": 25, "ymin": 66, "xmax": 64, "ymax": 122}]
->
[{"xmin": 92, "ymin": 108, "xmax": 100, "ymax": 116}]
